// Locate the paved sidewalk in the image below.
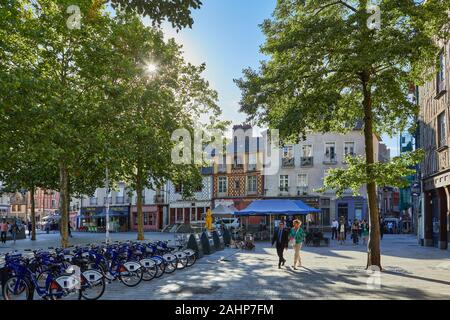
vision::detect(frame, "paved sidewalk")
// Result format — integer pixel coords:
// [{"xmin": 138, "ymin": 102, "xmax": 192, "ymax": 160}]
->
[
  {"xmin": 99, "ymin": 234, "xmax": 450, "ymax": 300},
  {"xmin": 1, "ymin": 233, "xmax": 449, "ymax": 300}
]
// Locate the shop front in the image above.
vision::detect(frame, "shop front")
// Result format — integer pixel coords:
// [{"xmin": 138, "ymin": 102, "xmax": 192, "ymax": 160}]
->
[
  {"xmin": 79, "ymin": 206, "xmax": 130, "ymax": 232},
  {"xmin": 130, "ymin": 205, "xmax": 161, "ymax": 231},
  {"xmin": 169, "ymin": 201, "xmax": 211, "ymax": 226},
  {"xmin": 335, "ymin": 196, "xmax": 368, "ymax": 222}
]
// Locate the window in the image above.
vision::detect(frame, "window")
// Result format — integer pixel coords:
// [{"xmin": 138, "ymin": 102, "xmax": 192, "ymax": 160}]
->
[
  {"xmin": 279, "ymin": 175, "xmax": 289, "ymax": 191},
  {"xmin": 301, "ymin": 145, "xmax": 312, "ymax": 157},
  {"xmin": 51, "ymin": 199, "xmax": 56, "ymax": 208},
  {"xmin": 438, "ymin": 112, "xmax": 447, "ymax": 148},
  {"xmin": 282, "ymin": 145, "xmax": 294, "ymax": 167},
  {"xmin": 175, "ymin": 184, "xmax": 182, "ymax": 193},
  {"xmin": 300, "ymin": 145, "xmax": 313, "ymax": 166},
  {"xmin": 297, "ymin": 173, "xmax": 308, "ymax": 187},
  {"xmin": 437, "ymin": 49, "xmax": 446, "ymax": 95},
  {"xmin": 321, "ymin": 208, "xmax": 331, "ymax": 226},
  {"xmin": 325, "ymin": 142, "xmax": 336, "ymax": 162},
  {"xmin": 218, "ymin": 177, "xmax": 227, "ymax": 193},
  {"xmin": 116, "ymin": 186, "xmax": 125, "ymax": 204},
  {"xmin": 247, "ymin": 176, "xmax": 257, "ymax": 193},
  {"xmin": 283, "ymin": 146, "xmax": 293, "ymax": 159},
  {"xmin": 234, "ymin": 179, "xmax": 240, "ymax": 190},
  {"xmin": 344, "ymin": 142, "xmax": 355, "ymax": 156}
]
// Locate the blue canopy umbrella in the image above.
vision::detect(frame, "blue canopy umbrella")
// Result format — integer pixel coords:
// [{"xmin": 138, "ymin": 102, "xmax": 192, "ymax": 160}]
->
[{"xmin": 234, "ymin": 199, "xmax": 321, "ymax": 235}]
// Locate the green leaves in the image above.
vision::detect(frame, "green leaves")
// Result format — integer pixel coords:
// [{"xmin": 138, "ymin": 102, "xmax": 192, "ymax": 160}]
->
[
  {"xmin": 317, "ymin": 149, "xmax": 425, "ymax": 197},
  {"xmin": 110, "ymin": 0, "xmax": 202, "ymax": 30},
  {"xmin": 237, "ymin": 0, "xmax": 450, "ymax": 138}
]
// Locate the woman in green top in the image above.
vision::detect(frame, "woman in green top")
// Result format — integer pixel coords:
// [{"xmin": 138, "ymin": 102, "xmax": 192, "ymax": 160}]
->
[
  {"xmin": 362, "ymin": 221, "xmax": 369, "ymax": 245},
  {"xmin": 289, "ymin": 219, "xmax": 305, "ymax": 270}
]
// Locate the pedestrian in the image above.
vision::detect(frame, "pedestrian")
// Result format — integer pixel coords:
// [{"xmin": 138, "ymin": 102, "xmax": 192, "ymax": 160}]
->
[
  {"xmin": 271, "ymin": 221, "xmax": 289, "ymax": 269},
  {"xmin": 380, "ymin": 219, "xmax": 384, "ymax": 240},
  {"xmin": 68, "ymin": 221, "xmax": 72, "ymax": 238},
  {"xmin": 358, "ymin": 220, "xmax": 363, "ymax": 238},
  {"xmin": 0, "ymin": 219, "xmax": 7, "ymax": 244},
  {"xmin": 11, "ymin": 222, "xmax": 18, "ymax": 244},
  {"xmin": 27, "ymin": 221, "xmax": 32, "ymax": 238},
  {"xmin": 351, "ymin": 220, "xmax": 359, "ymax": 245},
  {"xmin": 388, "ymin": 222, "xmax": 393, "ymax": 234},
  {"xmin": 289, "ymin": 219, "xmax": 305, "ymax": 270},
  {"xmin": 338, "ymin": 220, "xmax": 346, "ymax": 245},
  {"xmin": 331, "ymin": 219, "xmax": 338, "ymax": 240},
  {"xmin": 362, "ymin": 223, "xmax": 369, "ymax": 245}
]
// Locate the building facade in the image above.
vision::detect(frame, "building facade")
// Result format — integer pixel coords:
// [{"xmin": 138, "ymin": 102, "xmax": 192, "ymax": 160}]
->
[
  {"xmin": 419, "ymin": 39, "xmax": 450, "ymax": 250},
  {"xmin": 9, "ymin": 192, "xmax": 28, "ymax": 221},
  {"xmin": 212, "ymin": 125, "xmax": 265, "ymax": 222},
  {"xmin": 264, "ymin": 128, "xmax": 380, "ymax": 226},
  {"xmin": 72, "ymin": 182, "xmax": 168, "ymax": 232},
  {"xmin": 167, "ymin": 167, "xmax": 213, "ymax": 226}
]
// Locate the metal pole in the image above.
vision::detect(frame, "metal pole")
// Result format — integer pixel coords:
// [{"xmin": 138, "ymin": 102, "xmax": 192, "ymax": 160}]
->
[{"xmin": 105, "ymin": 167, "xmax": 110, "ymax": 244}]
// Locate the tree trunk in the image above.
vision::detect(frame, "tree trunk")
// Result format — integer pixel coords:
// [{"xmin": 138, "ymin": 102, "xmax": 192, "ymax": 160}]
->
[
  {"xmin": 136, "ymin": 162, "xmax": 144, "ymax": 241},
  {"xmin": 362, "ymin": 78, "xmax": 382, "ymax": 270},
  {"xmin": 30, "ymin": 187, "xmax": 36, "ymax": 241},
  {"xmin": 59, "ymin": 161, "xmax": 69, "ymax": 248}
]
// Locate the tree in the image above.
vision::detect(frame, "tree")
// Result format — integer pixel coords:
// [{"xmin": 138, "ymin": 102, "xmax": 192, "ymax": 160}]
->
[
  {"xmin": 105, "ymin": 14, "xmax": 220, "ymax": 240},
  {"xmin": 235, "ymin": 0, "xmax": 449, "ymax": 269},
  {"xmin": 0, "ymin": 0, "xmax": 60, "ymax": 240}
]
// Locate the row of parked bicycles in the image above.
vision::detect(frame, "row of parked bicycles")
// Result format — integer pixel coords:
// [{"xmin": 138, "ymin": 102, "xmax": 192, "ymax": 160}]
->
[{"xmin": 0, "ymin": 239, "xmax": 196, "ymax": 300}]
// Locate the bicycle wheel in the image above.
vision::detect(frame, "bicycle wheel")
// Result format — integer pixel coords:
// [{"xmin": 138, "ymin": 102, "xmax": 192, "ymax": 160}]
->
[
  {"xmin": 164, "ymin": 260, "xmax": 178, "ymax": 274},
  {"xmin": 80, "ymin": 270, "xmax": 105, "ymax": 300},
  {"xmin": 118, "ymin": 266, "xmax": 143, "ymax": 287},
  {"xmin": 48, "ymin": 276, "xmax": 82, "ymax": 300},
  {"xmin": 154, "ymin": 259, "xmax": 165, "ymax": 278},
  {"xmin": 176, "ymin": 256, "xmax": 188, "ymax": 270},
  {"xmin": 186, "ymin": 254, "xmax": 197, "ymax": 267},
  {"xmin": 141, "ymin": 265, "xmax": 157, "ymax": 281},
  {"xmin": 3, "ymin": 277, "xmax": 32, "ymax": 300}
]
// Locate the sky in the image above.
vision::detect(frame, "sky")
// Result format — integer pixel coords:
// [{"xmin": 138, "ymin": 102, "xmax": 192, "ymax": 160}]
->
[{"xmin": 154, "ymin": 0, "xmax": 399, "ymax": 157}]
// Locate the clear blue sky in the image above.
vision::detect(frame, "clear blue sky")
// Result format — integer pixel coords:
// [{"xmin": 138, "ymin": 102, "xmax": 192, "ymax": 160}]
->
[{"xmin": 158, "ymin": 0, "xmax": 399, "ymax": 156}]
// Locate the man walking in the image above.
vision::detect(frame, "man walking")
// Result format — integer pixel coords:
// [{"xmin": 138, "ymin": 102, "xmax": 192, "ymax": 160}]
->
[
  {"xmin": 338, "ymin": 219, "xmax": 346, "ymax": 245},
  {"xmin": 289, "ymin": 219, "xmax": 305, "ymax": 270},
  {"xmin": 331, "ymin": 219, "xmax": 338, "ymax": 240},
  {"xmin": 27, "ymin": 221, "xmax": 32, "ymax": 238},
  {"xmin": 11, "ymin": 222, "xmax": 18, "ymax": 244},
  {"xmin": 272, "ymin": 221, "xmax": 289, "ymax": 269},
  {"xmin": 0, "ymin": 220, "xmax": 7, "ymax": 244}
]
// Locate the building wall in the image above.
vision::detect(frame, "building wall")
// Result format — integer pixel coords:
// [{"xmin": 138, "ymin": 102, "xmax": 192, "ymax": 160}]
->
[
  {"xmin": 263, "ymin": 130, "xmax": 375, "ymax": 223},
  {"xmin": 419, "ymin": 38, "xmax": 450, "ymax": 250}
]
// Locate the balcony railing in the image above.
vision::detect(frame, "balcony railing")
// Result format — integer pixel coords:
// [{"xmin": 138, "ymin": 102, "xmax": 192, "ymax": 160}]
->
[
  {"xmin": 232, "ymin": 163, "xmax": 244, "ymax": 170},
  {"xmin": 438, "ymin": 137, "xmax": 447, "ymax": 149},
  {"xmin": 323, "ymin": 155, "xmax": 337, "ymax": 164},
  {"xmin": 300, "ymin": 156, "xmax": 313, "ymax": 167},
  {"xmin": 217, "ymin": 164, "xmax": 227, "ymax": 173},
  {"xmin": 247, "ymin": 163, "xmax": 257, "ymax": 171},
  {"xmin": 281, "ymin": 157, "xmax": 295, "ymax": 168},
  {"xmin": 297, "ymin": 186, "xmax": 308, "ymax": 195},
  {"xmin": 436, "ymin": 79, "xmax": 446, "ymax": 97},
  {"xmin": 89, "ymin": 198, "xmax": 98, "ymax": 205}
]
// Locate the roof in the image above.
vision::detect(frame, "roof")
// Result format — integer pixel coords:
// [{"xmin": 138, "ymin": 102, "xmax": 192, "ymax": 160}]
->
[{"xmin": 234, "ymin": 199, "xmax": 320, "ymax": 216}]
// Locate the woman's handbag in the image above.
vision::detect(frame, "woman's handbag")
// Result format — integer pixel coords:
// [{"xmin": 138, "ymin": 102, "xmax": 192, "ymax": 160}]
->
[{"xmin": 290, "ymin": 227, "xmax": 301, "ymax": 247}]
